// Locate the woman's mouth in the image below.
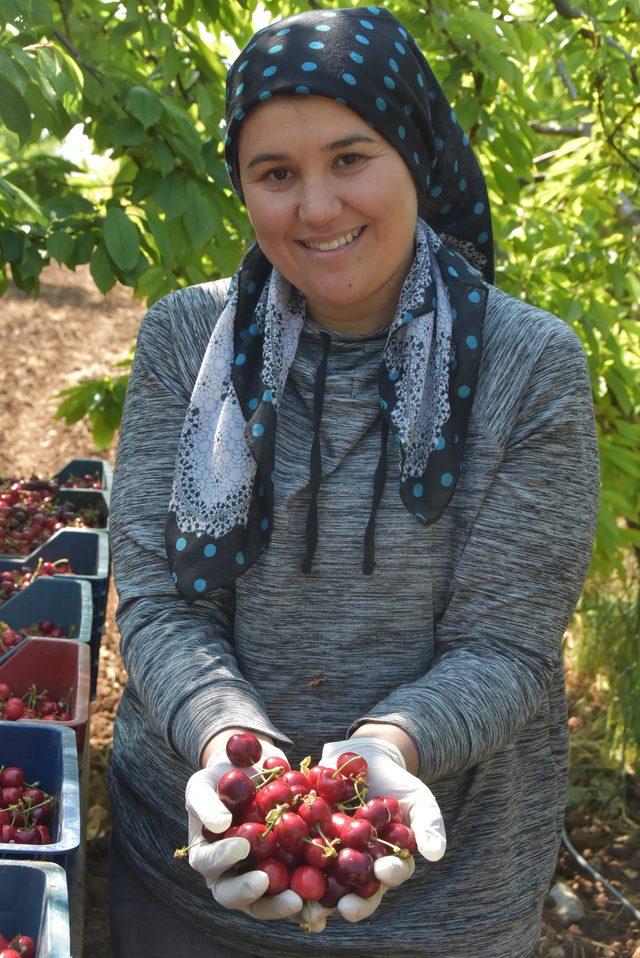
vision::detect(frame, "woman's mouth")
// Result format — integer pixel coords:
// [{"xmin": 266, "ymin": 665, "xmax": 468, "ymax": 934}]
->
[{"xmin": 298, "ymin": 225, "xmax": 367, "ymax": 256}]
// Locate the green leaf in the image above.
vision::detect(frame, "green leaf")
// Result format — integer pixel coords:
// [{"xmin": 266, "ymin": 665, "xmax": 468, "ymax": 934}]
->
[
  {"xmin": 150, "ymin": 137, "xmax": 174, "ymax": 176},
  {"xmin": 46, "ymin": 230, "xmax": 74, "ymax": 265},
  {"xmin": 183, "ymin": 183, "xmax": 215, "ymax": 248},
  {"xmin": 0, "ymin": 79, "xmax": 32, "ymax": 146},
  {"xmin": 90, "ymin": 243, "xmax": 117, "ymax": 294},
  {"xmin": 103, "ymin": 207, "xmax": 140, "ymax": 272},
  {"xmin": 112, "ymin": 117, "xmax": 145, "ymax": 146},
  {"xmin": 153, "ymin": 172, "xmax": 189, "ymax": 219},
  {"xmin": 126, "ymin": 86, "xmax": 163, "ymax": 129}
]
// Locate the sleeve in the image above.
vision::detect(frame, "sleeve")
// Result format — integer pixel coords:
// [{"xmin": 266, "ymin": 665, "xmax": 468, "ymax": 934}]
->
[
  {"xmin": 346, "ymin": 322, "xmax": 600, "ymax": 783},
  {"xmin": 109, "ymin": 287, "xmax": 294, "ymax": 770}
]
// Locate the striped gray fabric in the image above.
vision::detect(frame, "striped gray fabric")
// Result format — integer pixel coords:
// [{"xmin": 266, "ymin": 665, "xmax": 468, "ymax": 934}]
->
[{"xmin": 108, "ymin": 277, "xmax": 600, "ymax": 958}]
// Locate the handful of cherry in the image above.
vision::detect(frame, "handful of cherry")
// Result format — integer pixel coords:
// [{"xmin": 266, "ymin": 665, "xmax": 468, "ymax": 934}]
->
[
  {"xmin": 176, "ymin": 734, "xmax": 416, "ymax": 930},
  {"xmin": 0, "ymin": 763, "xmax": 54, "ymax": 846}
]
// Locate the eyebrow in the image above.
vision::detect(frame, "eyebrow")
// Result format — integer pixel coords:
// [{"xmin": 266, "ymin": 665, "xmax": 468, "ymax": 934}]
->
[{"xmin": 246, "ymin": 134, "xmax": 377, "ymax": 169}]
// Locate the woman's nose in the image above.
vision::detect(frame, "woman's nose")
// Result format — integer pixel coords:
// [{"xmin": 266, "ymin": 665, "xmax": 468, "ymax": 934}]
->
[{"xmin": 297, "ymin": 177, "xmax": 343, "ymax": 226}]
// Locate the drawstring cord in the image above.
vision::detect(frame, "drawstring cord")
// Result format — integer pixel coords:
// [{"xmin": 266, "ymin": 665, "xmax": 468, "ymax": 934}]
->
[
  {"xmin": 302, "ymin": 331, "xmax": 331, "ymax": 574},
  {"xmin": 301, "ymin": 331, "xmax": 389, "ymax": 576}
]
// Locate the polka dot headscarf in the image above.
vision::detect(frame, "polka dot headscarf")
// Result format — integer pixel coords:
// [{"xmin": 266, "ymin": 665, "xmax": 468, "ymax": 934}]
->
[
  {"xmin": 224, "ymin": 5, "xmax": 494, "ymax": 281},
  {"xmin": 165, "ymin": 6, "xmax": 493, "ymax": 602}
]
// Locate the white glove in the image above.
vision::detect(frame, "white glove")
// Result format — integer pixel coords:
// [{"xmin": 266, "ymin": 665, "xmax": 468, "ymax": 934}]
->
[
  {"xmin": 317, "ymin": 736, "xmax": 446, "ymax": 923},
  {"xmin": 184, "ymin": 739, "xmax": 303, "ymax": 921}
]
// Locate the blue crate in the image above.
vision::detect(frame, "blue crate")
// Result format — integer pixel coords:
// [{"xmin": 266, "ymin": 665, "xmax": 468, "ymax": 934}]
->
[
  {"xmin": 0, "ymin": 576, "xmax": 92, "ymax": 667},
  {"xmin": 0, "ymin": 723, "xmax": 80, "ymax": 873},
  {"xmin": 52, "ymin": 488, "xmax": 109, "ymax": 532},
  {"xmin": 53, "ymin": 457, "xmax": 112, "ymax": 497},
  {"xmin": 0, "ymin": 529, "xmax": 110, "ymax": 696},
  {"xmin": 0, "ymin": 860, "xmax": 70, "ymax": 958}
]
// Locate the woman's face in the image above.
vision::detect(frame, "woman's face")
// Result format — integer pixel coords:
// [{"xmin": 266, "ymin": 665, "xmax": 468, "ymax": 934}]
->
[{"xmin": 237, "ymin": 94, "xmax": 418, "ymax": 333}]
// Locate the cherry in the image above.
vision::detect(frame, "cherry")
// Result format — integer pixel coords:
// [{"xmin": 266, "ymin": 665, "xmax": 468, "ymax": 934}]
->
[
  {"xmin": 226, "ymin": 733, "xmax": 262, "ymax": 768},
  {"xmin": 341, "ymin": 818, "xmax": 377, "ymax": 851},
  {"xmin": 35, "ymin": 824, "xmax": 52, "ymax": 845},
  {"xmin": 0, "ymin": 825, "xmax": 16, "ymax": 842},
  {"xmin": 320, "ymin": 872, "xmax": 349, "ymax": 907},
  {"xmin": 273, "ymin": 812, "xmax": 308, "ymax": 853},
  {"xmin": 0, "ymin": 812, "xmax": 9, "ymax": 826},
  {"xmin": 282, "ymin": 771, "xmax": 309, "ymax": 799},
  {"xmin": 255, "ymin": 780, "xmax": 293, "ymax": 817},
  {"xmin": 3, "ymin": 699, "xmax": 24, "ymax": 721},
  {"xmin": 356, "ymin": 877, "xmax": 381, "ymax": 899},
  {"xmin": 234, "ymin": 802, "xmax": 264, "ymax": 826},
  {"xmin": 1, "ymin": 788, "xmax": 22, "ymax": 807},
  {"xmin": 315, "ymin": 768, "xmax": 349, "ymax": 803},
  {"xmin": 355, "ymin": 798, "xmax": 391, "ymax": 830},
  {"xmin": 378, "ymin": 795, "xmax": 404, "ymax": 824},
  {"xmin": 306, "ymin": 765, "xmax": 326, "ymax": 789},
  {"xmin": 290, "ymin": 865, "xmax": 326, "ymax": 902},
  {"xmin": 271, "ymin": 843, "xmax": 304, "ymax": 869},
  {"xmin": 10, "ymin": 937, "xmax": 35, "ymax": 958},
  {"xmin": 22, "ymin": 788, "xmax": 44, "ymax": 806},
  {"xmin": 335, "ymin": 751, "xmax": 368, "ymax": 781},
  {"xmin": 0, "ymin": 684, "xmax": 11, "ymax": 701},
  {"xmin": 217, "ymin": 770, "xmax": 256, "ymax": 812},
  {"xmin": 297, "ymin": 792, "xmax": 332, "ymax": 828},
  {"xmin": 0, "ymin": 949, "xmax": 21, "ymax": 958},
  {"xmin": 303, "ymin": 836, "xmax": 336, "ymax": 869},
  {"xmin": 0, "ymin": 768, "xmax": 24, "ymax": 788},
  {"xmin": 14, "ymin": 826, "xmax": 40, "ymax": 845},
  {"xmin": 257, "ymin": 857, "xmax": 289, "ymax": 895},
  {"xmin": 379, "ymin": 822, "xmax": 417, "ymax": 855},
  {"xmin": 366, "ymin": 839, "xmax": 388, "ymax": 863},
  {"xmin": 323, "ymin": 812, "xmax": 352, "ymax": 842},
  {"xmin": 262, "ymin": 755, "xmax": 291, "ymax": 775},
  {"xmin": 333, "ymin": 848, "xmax": 375, "ymax": 888},
  {"xmin": 237, "ymin": 822, "xmax": 277, "ymax": 860}
]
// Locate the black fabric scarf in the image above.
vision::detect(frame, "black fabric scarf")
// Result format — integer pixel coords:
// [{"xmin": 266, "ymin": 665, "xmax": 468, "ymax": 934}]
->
[{"xmin": 165, "ymin": 5, "xmax": 493, "ymax": 603}]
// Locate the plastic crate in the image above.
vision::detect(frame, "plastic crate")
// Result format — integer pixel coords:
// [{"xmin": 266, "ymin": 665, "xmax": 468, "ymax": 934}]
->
[
  {"xmin": 53, "ymin": 457, "xmax": 112, "ymax": 497},
  {"xmin": 0, "ymin": 577, "xmax": 92, "ymax": 667},
  {"xmin": 0, "ymin": 722, "xmax": 80, "ymax": 872},
  {"xmin": 0, "ymin": 640, "xmax": 90, "ymax": 751},
  {"xmin": 0, "ymin": 529, "xmax": 110, "ymax": 695},
  {"xmin": 0, "ymin": 488, "xmax": 109, "ymax": 561},
  {"xmin": 0, "ymin": 860, "xmax": 70, "ymax": 958}
]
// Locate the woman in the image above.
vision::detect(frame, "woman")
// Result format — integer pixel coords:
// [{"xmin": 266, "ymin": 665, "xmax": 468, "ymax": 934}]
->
[{"xmin": 108, "ymin": 6, "xmax": 600, "ymax": 958}]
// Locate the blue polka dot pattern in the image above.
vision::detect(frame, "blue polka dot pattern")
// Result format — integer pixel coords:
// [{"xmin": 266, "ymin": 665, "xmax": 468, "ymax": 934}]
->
[
  {"xmin": 268, "ymin": 45, "xmax": 283, "ymax": 53},
  {"xmin": 204, "ymin": 543, "xmax": 217, "ymax": 557},
  {"xmin": 301, "ymin": 61, "xmax": 317, "ymax": 71},
  {"xmin": 360, "ymin": 19, "xmax": 375, "ymax": 29},
  {"xmin": 355, "ymin": 34, "xmax": 370, "ymax": 44},
  {"xmin": 176, "ymin": 537, "xmax": 186, "ymax": 551},
  {"xmin": 441, "ymin": 473, "xmax": 453, "ymax": 487},
  {"xmin": 258, "ymin": 90, "xmax": 271, "ymax": 101},
  {"xmin": 436, "ymin": 436, "xmax": 446, "ymax": 450},
  {"xmin": 260, "ymin": 517, "xmax": 269, "ymax": 531},
  {"xmin": 413, "ymin": 483, "xmax": 424, "ymax": 497},
  {"xmin": 350, "ymin": 51, "xmax": 364, "ymax": 64},
  {"xmin": 252, "ymin": 423, "xmax": 264, "ymax": 437},
  {"xmin": 343, "ymin": 73, "xmax": 356, "ymax": 85},
  {"xmin": 309, "ymin": 41, "xmax": 324, "ymax": 50},
  {"xmin": 376, "ymin": 97, "xmax": 387, "ymax": 111},
  {"xmin": 295, "ymin": 86, "xmax": 310, "ymax": 94},
  {"xmin": 248, "ymin": 397, "xmax": 259, "ymax": 410},
  {"xmin": 235, "ymin": 353, "xmax": 246, "ymax": 365},
  {"xmin": 263, "ymin": 65, "xmax": 277, "ymax": 77},
  {"xmin": 315, "ymin": 23, "xmax": 330, "ymax": 32},
  {"xmin": 194, "ymin": 578, "xmax": 207, "ymax": 592},
  {"xmin": 235, "ymin": 552, "xmax": 245, "ymax": 565},
  {"xmin": 458, "ymin": 385, "xmax": 471, "ymax": 398},
  {"xmin": 466, "ymin": 335, "xmax": 478, "ymax": 349}
]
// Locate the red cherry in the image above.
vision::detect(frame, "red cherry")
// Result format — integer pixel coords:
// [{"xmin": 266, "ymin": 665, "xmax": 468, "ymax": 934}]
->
[
  {"xmin": 255, "ymin": 780, "xmax": 293, "ymax": 817},
  {"xmin": 10, "ymin": 937, "xmax": 35, "ymax": 958},
  {"xmin": 366, "ymin": 839, "xmax": 388, "ymax": 862},
  {"xmin": 306, "ymin": 765, "xmax": 326, "ymax": 789},
  {"xmin": 378, "ymin": 796, "xmax": 404, "ymax": 824},
  {"xmin": 234, "ymin": 802, "xmax": 264, "ymax": 826},
  {"xmin": 237, "ymin": 822, "xmax": 277, "ymax": 860},
  {"xmin": 1, "ymin": 787, "xmax": 22, "ymax": 807},
  {"xmin": 320, "ymin": 872, "xmax": 349, "ymax": 907},
  {"xmin": 335, "ymin": 751, "xmax": 368, "ymax": 781},
  {"xmin": 262, "ymin": 755, "xmax": 291, "ymax": 775},
  {"xmin": 303, "ymin": 836, "xmax": 336, "ymax": 869},
  {"xmin": 3, "ymin": 698, "xmax": 24, "ymax": 721},
  {"xmin": 315, "ymin": 768, "xmax": 349, "ymax": 803},
  {"xmin": 333, "ymin": 848, "xmax": 374, "ymax": 888},
  {"xmin": 31, "ymin": 805, "xmax": 51, "ymax": 825},
  {"xmin": 0, "ymin": 824, "xmax": 16, "ymax": 842},
  {"xmin": 271, "ymin": 843, "xmax": 304, "ymax": 868},
  {"xmin": 355, "ymin": 877, "xmax": 381, "ymax": 899},
  {"xmin": 217, "ymin": 770, "xmax": 256, "ymax": 812},
  {"xmin": 36, "ymin": 825, "xmax": 53, "ymax": 845},
  {"xmin": 0, "ymin": 949, "xmax": 21, "ymax": 958},
  {"xmin": 0, "ymin": 683, "xmax": 11, "ymax": 701},
  {"xmin": 0, "ymin": 767, "xmax": 24, "ymax": 788},
  {"xmin": 290, "ymin": 865, "xmax": 326, "ymax": 902},
  {"xmin": 282, "ymin": 771, "xmax": 310, "ymax": 799},
  {"xmin": 380, "ymin": 822, "xmax": 417, "ymax": 855},
  {"xmin": 202, "ymin": 825, "xmax": 222, "ymax": 843},
  {"xmin": 354, "ymin": 798, "xmax": 391, "ymax": 830},
  {"xmin": 273, "ymin": 811, "xmax": 308, "ymax": 852},
  {"xmin": 256, "ymin": 857, "xmax": 289, "ymax": 895},
  {"xmin": 341, "ymin": 818, "xmax": 377, "ymax": 851},
  {"xmin": 22, "ymin": 787, "xmax": 44, "ymax": 806},
  {"xmin": 0, "ymin": 811, "xmax": 9, "ymax": 827},
  {"xmin": 226, "ymin": 732, "xmax": 262, "ymax": 768},
  {"xmin": 14, "ymin": 825, "xmax": 40, "ymax": 845},
  {"xmin": 297, "ymin": 793, "xmax": 332, "ymax": 828},
  {"xmin": 323, "ymin": 812, "xmax": 352, "ymax": 842}
]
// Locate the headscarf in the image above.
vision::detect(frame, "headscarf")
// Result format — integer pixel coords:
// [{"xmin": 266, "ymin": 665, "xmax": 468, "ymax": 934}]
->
[{"xmin": 166, "ymin": 5, "xmax": 493, "ymax": 603}]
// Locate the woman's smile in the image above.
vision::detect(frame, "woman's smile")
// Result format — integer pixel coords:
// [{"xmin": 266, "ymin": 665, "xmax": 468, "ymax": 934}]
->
[{"xmin": 297, "ymin": 224, "xmax": 367, "ymax": 257}]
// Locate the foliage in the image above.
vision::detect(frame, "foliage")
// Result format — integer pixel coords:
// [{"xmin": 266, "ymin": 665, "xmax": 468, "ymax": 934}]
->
[{"xmin": 0, "ymin": 0, "xmax": 638, "ymax": 585}]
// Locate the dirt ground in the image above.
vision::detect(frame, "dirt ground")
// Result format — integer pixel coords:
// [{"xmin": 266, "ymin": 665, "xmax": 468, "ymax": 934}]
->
[{"xmin": 0, "ymin": 262, "xmax": 638, "ymax": 958}]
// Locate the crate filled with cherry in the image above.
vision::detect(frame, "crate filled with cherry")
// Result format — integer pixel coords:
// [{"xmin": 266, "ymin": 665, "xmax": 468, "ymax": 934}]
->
[
  {"xmin": 0, "ymin": 723, "xmax": 80, "ymax": 872},
  {"xmin": 175, "ymin": 733, "xmax": 418, "ymax": 931},
  {"xmin": 0, "ymin": 473, "xmax": 108, "ymax": 559},
  {"xmin": 0, "ymin": 577, "xmax": 92, "ymax": 668},
  {"xmin": 53, "ymin": 457, "xmax": 112, "ymax": 495},
  {"xmin": 0, "ymin": 639, "xmax": 90, "ymax": 751},
  {"xmin": 0, "ymin": 859, "xmax": 71, "ymax": 957}
]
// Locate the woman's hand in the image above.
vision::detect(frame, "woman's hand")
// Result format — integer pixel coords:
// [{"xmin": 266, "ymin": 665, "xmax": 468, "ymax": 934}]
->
[
  {"xmin": 184, "ymin": 737, "xmax": 304, "ymax": 921},
  {"xmin": 316, "ymin": 735, "xmax": 446, "ymax": 924}
]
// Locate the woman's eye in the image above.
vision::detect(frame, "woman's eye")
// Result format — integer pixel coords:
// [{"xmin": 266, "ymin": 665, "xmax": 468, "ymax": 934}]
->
[{"xmin": 265, "ymin": 153, "xmax": 362, "ymax": 183}]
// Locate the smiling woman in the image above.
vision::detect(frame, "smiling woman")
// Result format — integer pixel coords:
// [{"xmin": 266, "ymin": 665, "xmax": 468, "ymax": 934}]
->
[{"xmin": 107, "ymin": 5, "xmax": 600, "ymax": 958}]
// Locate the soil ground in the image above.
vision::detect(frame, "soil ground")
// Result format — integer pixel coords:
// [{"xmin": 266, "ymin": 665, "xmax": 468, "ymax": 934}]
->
[{"xmin": 0, "ymin": 262, "xmax": 638, "ymax": 958}]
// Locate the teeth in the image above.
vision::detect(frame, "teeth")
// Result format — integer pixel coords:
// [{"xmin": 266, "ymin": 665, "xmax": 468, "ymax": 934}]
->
[{"xmin": 303, "ymin": 227, "xmax": 363, "ymax": 251}]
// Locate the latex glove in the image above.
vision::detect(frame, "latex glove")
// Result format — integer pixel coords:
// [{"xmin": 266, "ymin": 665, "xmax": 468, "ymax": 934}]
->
[
  {"xmin": 318, "ymin": 736, "xmax": 446, "ymax": 923},
  {"xmin": 184, "ymin": 740, "xmax": 303, "ymax": 921}
]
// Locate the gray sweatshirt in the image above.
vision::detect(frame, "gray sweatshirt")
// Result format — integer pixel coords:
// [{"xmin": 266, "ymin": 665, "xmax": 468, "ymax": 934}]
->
[{"xmin": 108, "ymin": 276, "xmax": 600, "ymax": 958}]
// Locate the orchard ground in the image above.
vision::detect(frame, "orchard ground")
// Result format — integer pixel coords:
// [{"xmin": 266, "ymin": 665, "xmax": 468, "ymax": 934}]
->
[{"xmin": 1, "ymin": 263, "xmax": 638, "ymax": 958}]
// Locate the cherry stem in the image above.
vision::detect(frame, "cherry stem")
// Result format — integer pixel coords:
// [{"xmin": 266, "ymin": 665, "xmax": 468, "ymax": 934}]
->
[
  {"xmin": 173, "ymin": 836, "xmax": 207, "ymax": 859},
  {"xmin": 250, "ymin": 767, "xmax": 283, "ymax": 789},
  {"xmin": 374, "ymin": 837, "xmax": 410, "ymax": 858},
  {"xmin": 331, "ymin": 755, "xmax": 360, "ymax": 779},
  {"xmin": 303, "ymin": 900, "xmax": 313, "ymax": 934},
  {"xmin": 315, "ymin": 825, "xmax": 335, "ymax": 849}
]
